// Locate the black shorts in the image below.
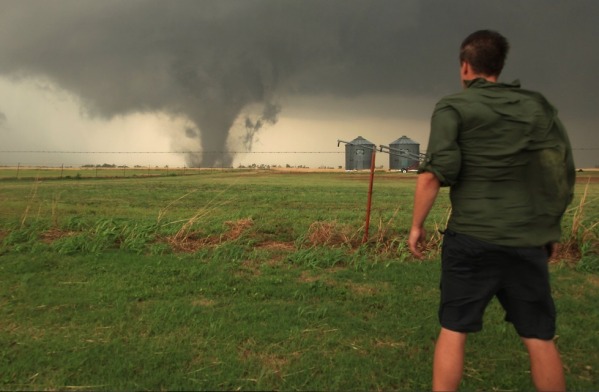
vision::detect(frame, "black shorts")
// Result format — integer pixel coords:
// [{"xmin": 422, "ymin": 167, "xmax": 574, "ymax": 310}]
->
[{"xmin": 439, "ymin": 230, "xmax": 556, "ymax": 340}]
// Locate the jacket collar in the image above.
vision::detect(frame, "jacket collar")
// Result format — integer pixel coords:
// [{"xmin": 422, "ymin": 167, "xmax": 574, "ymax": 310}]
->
[{"xmin": 465, "ymin": 78, "xmax": 521, "ymax": 89}]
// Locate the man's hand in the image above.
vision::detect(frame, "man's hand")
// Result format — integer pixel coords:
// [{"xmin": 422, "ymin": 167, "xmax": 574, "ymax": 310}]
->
[
  {"xmin": 408, "ymin": 172, "xmax": 441, "ymax": 259},
  {"xmin": 408, "ymin": 226, "xmax": 427, "ymax": 259}
]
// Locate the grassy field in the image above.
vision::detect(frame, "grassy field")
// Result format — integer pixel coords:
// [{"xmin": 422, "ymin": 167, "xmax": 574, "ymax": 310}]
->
[
  {"xmin": 0, "ymin": 165, "xmax": 207, "ymax": 180},
  {"xmin": 0, "ymin": 170, "xmax": 597, "ymax": 390}
]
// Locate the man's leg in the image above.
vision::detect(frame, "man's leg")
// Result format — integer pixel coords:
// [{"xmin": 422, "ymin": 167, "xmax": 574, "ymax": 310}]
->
[
  {"xmin": 433, "ymin": 328, "xmax": 467, "ymax": 391},
  {"xmin": 521, "ymin": 337, "xmax": 565, "ymax": 391}
]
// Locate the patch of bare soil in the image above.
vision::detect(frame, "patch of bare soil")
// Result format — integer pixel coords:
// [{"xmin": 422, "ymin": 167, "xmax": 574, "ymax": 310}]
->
[
  {"xmin": 238, "ymin": 338, "xmax": 295, "ymax": 379},
  {"xmin": 344, "ymin": 281, "xmax": 388, "ymax": 297},
  {"xmin": 297, "ymin": 268, "xmax": 350, "ymax": 284},
  {"xmin": 167, "ymin": 218, "xmax": 254, "ymax": 252},
  {"xmin": 298, "ymin": 270, "xmax": 324, "ymax": 284},
  {"xmin": 222, "ymin": 218, "xmax": 254, "ymax": 241},
  {"xmin": 254, "ymin": 241, "xmax": 296, "ymax": 252},
  {"xmin": 191, "ymin": 297, "xmax": 217, "ymax": 307},
  {"xmin": 40, "ymin": 228, "xmax": 78, "ymax": 244}
]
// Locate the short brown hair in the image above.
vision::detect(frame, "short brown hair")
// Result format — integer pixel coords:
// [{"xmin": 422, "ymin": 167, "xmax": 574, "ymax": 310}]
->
[{"xmin": 459, "ymin": 30, "xmax": 509, "ymax": 76}]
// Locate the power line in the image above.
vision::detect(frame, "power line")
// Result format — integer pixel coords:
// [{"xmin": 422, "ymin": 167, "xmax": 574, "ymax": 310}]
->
[
  {"xmin": 0, "ymin": 150, "xmax": 345, "ymax": 154},
  {"xmin": 0, "ymin": 148, "xmax": 596, "ymax": 154}
]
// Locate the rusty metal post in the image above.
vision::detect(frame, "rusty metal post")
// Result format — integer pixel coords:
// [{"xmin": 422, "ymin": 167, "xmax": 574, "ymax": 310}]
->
[
  {"xmin": 337, "ymin": 139, "xmax": 378, "ymax": 244},
  {"xmin": 362, "ymin": 148, "xmax": 376, "ymax": 243}
]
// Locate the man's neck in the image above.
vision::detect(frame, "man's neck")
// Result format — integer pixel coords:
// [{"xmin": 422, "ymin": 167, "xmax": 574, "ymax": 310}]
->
[
  {"xmin": 477, "ymin": 74, "xmax": 498, "ymax": 83},
  {"xmin": 461, "ymin": 62, "xmax": 498, "ymax": 86},
  {"xmin": 462, "ymin": 74, "xmax": 498, "ymax": 88}
]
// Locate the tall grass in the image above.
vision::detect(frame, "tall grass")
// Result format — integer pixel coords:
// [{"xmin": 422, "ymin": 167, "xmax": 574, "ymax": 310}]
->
[
  {"xmin": 559, "ymin": 178, "xmax": 599, "ymax": 271},
  {"xmin": 1, "ymin": 171, "xmax": 596, "ymax": 263},
  {"xmin": 3, "ymin": 171, "xmax": 597, "ymax": 263}
]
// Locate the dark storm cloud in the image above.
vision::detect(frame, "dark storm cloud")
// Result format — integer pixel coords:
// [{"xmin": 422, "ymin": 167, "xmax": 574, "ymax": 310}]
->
[{"xmin": 0, "ymin": 0, "xmax": 596, "ymax": 166}]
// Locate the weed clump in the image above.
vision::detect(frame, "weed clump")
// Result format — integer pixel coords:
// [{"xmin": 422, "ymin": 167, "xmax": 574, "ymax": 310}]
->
[
  {"xmin": 558, "ymin": 179, "xmax": 598, "ymax": 265},
  {"xmin": 166, "ymin": 218, "xmax": 254, "ymax": 253},
  {"xmin": 305, "ymin": 221, "xmax": 358, "ymax": 248}
]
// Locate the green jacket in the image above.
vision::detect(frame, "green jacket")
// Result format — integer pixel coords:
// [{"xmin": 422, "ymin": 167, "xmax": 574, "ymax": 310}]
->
[{"xmin": 420, "ymin": 78, "xmax": 576, "ymax": 247}]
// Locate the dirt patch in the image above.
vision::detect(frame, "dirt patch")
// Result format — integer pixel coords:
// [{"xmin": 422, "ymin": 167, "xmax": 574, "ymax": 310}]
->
[
  {"xmin": 238, "ymin": 338, "xmax": 297, "ymax": 377},
  {"xmin": 298, "ymin": 270, "xmax": 335, "ymax": 285},
  {"xmin": 298, "ymin": 271, "xmax": 319, "ymax": 283},
  {"xmin": 40, "ymin": 228, "xmax": 78, "ymax": 244},
  {"xmin": 238, "ymin": 259, "xmax": 264, "ymax": 277},
  {"xmin": 222, "ymin": 218, "xmax": 254, "ymax": 241},
  {"xmin": 191, "ymin": 297, "xmax": 217, "ymax": 307},
  {"xmin": 255, "ymin": 241, "xmax": 296, "ymax": 252},
  {"xmin": 164, "ymin": 232, "xmax": 206, "ymax": 253},
  {"xmin": 586, "ymin": 274, "xmax": 599, "ymax": 288},
  {"xmin": 374, "ymin": 338, "xmax": 408, "ymax": 349},
  {"xmin": 306, "ymin": 221, "xmax": 360, "ymax": 247},
  {"xmin": 239, "ymin": 243, "xmax": 295, "ymax": 275},
  {"xmin": 298, "ymin": 266, "xmax": 347, "ymax": 286},
  {"xmin": 344, "ymin": 281, "xmax": 388, "ymax": 297},
  {"xmin": 167, "ymin": 218, "xmax": 254, "ymax": 252},
  {"xmin": 552, "ymin": 242, "xmax": 582, "ymax": 264}
]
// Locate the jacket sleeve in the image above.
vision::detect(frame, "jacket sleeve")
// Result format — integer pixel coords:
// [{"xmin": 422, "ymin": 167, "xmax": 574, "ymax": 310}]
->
[
  {"xmin": 555, "ymin": 116, "xmax": 576, "ymax": 205},
  {"xmin": 418, "ymin": 102, "xmax": 462, "ymax": 187}
]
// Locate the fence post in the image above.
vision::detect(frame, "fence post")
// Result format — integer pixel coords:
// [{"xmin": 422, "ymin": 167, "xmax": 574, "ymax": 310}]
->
[{"xmin": 362, "ymin": 149, "xmax": 376, "ymax": 244}]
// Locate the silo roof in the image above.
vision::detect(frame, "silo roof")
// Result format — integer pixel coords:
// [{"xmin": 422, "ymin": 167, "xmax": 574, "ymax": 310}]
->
[
  {"xmin": 390, "ymin": 135, "xmax": 418, "ymax": 145},
  {"xmin": 350, "ymin": 136, "xmax": 375, "ymax": 146}
]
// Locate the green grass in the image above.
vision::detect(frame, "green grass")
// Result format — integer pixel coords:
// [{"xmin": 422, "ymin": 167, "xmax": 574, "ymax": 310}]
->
[{"xmin": 0, "ymin": 171, "xmax": 597, "ymax": 390}]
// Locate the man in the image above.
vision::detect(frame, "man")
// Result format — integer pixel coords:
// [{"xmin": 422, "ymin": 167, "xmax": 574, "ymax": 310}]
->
[{"xmin": 408, "ymin": 30, "xmax": 575, "ymax": 391}]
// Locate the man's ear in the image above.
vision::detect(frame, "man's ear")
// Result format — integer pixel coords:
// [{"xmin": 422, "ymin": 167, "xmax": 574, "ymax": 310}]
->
[{"xmin": 460, "ymin": 61, "xmax": 470, "ymax": 78}]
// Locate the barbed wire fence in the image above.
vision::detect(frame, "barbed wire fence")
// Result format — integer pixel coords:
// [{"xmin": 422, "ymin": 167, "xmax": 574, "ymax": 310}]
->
[
  {"xmin": 0, "ymin": 150, "xmax": 351, "ymax": 180},
  {"xmin": 0, "ymin": 147, "xmax": 597, "ymax": 180}
]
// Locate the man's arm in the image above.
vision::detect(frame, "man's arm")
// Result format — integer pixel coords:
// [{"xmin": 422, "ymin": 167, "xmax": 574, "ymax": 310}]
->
[
  {"xmin": 408, "ymin": 171, "xmax": 441, "ymax": 259},
  {"xmin": 409, "ymin": 102, "xmax": 460, "ymax": 258}
]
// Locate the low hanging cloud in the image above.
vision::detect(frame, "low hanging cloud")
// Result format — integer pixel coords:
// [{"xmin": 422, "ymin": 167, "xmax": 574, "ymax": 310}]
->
[{"xmin": 0, "ymin": 0, "xmax": 597, "ymax": 166}]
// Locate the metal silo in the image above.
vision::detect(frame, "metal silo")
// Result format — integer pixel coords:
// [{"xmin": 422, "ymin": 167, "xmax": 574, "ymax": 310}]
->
[
  {"xmin": 389, "ymin": 135, "xmax": 420, "ymax": 171},
  {"xmin": 345, "ymin": 136, "xmax": 375, "ymax": 170}
]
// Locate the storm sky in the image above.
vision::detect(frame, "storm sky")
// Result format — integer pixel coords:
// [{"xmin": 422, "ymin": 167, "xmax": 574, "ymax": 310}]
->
[{"xmin": 0, "ymin": 0, "xmax": 597, "ymax": 168}]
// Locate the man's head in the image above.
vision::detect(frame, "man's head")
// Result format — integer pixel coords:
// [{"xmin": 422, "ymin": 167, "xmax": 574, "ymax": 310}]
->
[{"xmin": 459, "ymin": 30, "xmax": 509, "ymax": 81}]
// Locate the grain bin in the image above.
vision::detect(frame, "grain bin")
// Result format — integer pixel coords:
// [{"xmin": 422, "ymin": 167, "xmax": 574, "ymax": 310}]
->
[
  {"xmin": 389, "ymin": 135, "xmax": 420, "ymax": 171},
  {"xmin": 345, "ymin": 136, "xmax": 375, "ymax": 170}
]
